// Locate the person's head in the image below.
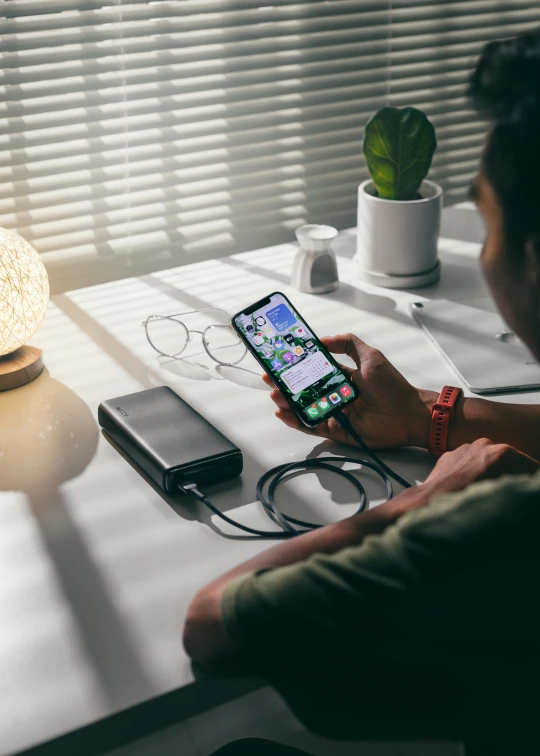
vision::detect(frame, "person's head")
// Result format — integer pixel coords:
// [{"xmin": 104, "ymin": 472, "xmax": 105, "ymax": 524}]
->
[{"xmin": 469, "ymin": 31, "xmax": 540, "ymax": 359}]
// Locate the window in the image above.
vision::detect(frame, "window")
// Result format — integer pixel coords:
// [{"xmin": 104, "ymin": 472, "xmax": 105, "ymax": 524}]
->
[{"xmin": 3, "ymin": 1, "xmax": 540, "ymax": 292}]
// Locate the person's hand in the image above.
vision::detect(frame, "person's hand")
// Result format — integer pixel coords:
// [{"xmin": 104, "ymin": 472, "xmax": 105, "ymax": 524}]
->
[
  {"xmin": 423, "ymin": 438, "xmax": 540, "ymax": 497},
  {"xmin": 263, "ymin": 333, "xmax": 434, "ymax": 450}
]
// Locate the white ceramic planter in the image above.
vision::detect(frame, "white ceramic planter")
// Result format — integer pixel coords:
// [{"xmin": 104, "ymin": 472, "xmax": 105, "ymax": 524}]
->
[{"xmin": 355, "ymin": 178, "xmax": 443, "ymax": 288}]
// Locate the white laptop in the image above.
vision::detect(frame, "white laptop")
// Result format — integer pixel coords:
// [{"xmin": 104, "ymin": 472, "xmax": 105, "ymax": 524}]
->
[{"xmin": 410, "ymin": 299, "xmax": 540, "ymax": 394}]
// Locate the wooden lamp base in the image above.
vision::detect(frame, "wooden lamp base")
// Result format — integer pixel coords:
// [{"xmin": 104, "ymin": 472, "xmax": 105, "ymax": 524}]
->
[{"xmin": 0, "ymin": 346, "xmax": 44, "ymax": 391}]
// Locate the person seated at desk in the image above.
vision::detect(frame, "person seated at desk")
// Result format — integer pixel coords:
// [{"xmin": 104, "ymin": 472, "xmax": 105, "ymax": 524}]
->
[{"xmin": 184, "ymin": 32, "xmax": 540, "ymax": 755}]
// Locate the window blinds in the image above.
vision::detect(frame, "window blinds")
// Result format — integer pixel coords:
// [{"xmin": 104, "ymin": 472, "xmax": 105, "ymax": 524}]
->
[{"xmin": 2, "ymin": 1, "xmax": 540, "ymax": 293}]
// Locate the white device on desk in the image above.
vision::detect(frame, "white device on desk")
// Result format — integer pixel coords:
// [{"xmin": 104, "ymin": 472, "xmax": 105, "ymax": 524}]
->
[{"xmin": 410, "ymin": 299, "xmax": 540, "ymax": 394}]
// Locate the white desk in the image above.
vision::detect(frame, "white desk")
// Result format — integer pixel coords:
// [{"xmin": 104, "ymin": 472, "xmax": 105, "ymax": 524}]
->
[{"xmin": 2, "ymin": 227, "xmax": 539, "ymax": 755}]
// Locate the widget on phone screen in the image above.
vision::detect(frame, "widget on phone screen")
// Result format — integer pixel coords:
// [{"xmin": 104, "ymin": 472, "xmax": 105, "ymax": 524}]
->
[
  {"xmin": 340, "ymin": 385, "xmax": 353, "ymax": 397},
  {"xmin": 329, "ymin": 392, "xmax": 341, "ymax": 404},
  {"xmin": 306, "ymin": 404, "xmax": 320, "ymax": 419},
  {"xmin": 318, "ymin": 397, "xmax": 330, "ymax": 411}
]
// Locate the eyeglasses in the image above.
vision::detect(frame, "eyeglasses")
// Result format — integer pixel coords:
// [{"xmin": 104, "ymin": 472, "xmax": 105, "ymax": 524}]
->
[{"xmin": 142, "ymin": 308, "xmax": 247, "ymax": 366}]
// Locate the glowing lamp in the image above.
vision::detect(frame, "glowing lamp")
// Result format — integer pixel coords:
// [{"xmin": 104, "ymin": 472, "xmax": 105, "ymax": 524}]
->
[{"xmin": 0, "ymin": 228, "xmax": 49, "ymax": 391}]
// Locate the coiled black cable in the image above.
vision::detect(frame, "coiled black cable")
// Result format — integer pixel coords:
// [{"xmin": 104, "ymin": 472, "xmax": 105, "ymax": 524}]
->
[{"xmin": 177, "ymin": 408, "xmax": 411, "ymax": 538}]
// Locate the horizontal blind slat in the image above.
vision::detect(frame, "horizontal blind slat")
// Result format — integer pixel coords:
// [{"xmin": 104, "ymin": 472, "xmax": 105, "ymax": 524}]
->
[
  {"xmin": 3, "ymin": 0, "xmax": 538, "ymax": 34},
  {"xmin": 3, "ymin": 8, "xmax": 539, "ymax": 55},
  {"xmin": 0, "ymin": 84, "xmax": 471, "ymax": 138},
  {"xmin": 2, "ymin": 65, "xmax": 473, "ymax": 120},
  {"xmin": 0, "ymin": 99, "xmax": 484, "ymax": 153},
  {"xmin": 0, "ymin": 34, "xmax": 506, "ymax": 86},
  {"xmin": 3, "ymin": 17, "xmax": 536, "ymax": 75},
  {"xmin": 2, "ymin": 113, "xmax": 484, "ymax": 170}
]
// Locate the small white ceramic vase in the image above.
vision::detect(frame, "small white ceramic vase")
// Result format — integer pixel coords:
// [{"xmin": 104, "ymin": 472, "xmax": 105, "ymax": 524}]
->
[
  {"xmin": 291, "ymin": 224, "xmax": 339, "ymax": 294},
  {"xmin": 355, "ymin": 179, "xmax": 443, "ymax": 288}
]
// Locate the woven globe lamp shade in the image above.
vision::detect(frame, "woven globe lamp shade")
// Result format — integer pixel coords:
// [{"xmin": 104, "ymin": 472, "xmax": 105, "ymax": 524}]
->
[{"xmin": 0, "ymin": 228, "xmax": 49, "ymax": 391}]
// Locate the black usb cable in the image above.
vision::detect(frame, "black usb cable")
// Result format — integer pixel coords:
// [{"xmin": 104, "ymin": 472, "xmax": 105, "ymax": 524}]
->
[{"xmin": 177, "ymin": 408, "xmax": 411, "ymax": 538}]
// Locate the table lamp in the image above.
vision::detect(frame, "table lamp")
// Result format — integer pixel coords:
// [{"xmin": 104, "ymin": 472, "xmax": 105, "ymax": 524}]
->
[{"xmin": 0, "ymin": 228, "xmax": 49, "ymax": 391}]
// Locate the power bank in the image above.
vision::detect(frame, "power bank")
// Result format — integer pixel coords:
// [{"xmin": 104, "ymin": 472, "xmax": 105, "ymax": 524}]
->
[{"xmin": 98, "ymin": 386, "xmax": 243, "ymax": 493}]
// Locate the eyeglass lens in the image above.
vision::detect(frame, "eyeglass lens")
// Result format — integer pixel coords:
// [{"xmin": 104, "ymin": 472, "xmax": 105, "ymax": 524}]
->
[
  {"xmin": 146, "ymin": 317, "xmax": 188, "ymax": 358},
  {"xmin": 204, "ymin": 325, "xmax": 246, "ymax": 365}
]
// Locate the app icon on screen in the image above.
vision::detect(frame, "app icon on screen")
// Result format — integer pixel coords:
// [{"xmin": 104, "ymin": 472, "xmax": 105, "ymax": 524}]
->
[
  {"xmin": 264, "ymin": 328, "xmax": 276, "ymax": 339},
  {"xmin": 271, "ymin": 358, "xmax": 282, "ymax": 371},
  {"xmin": 306, "ymin": 404, "xmax": 320, "ymax": 419},
  {"xmin": 340, "ymin": 385, "xmax": 353, "ymax": 397},
  {"xmin": 274, "ymin": 339, "xmax": 284, "ymax": 350},
  {"xmin": 318, "ymin": 397, "xmax": 330, "ymax": 411},
  {"xmin": 282, "ymin": 352, "xmax": 295, "ymax": 363},
  {"xmin": 255, "ymin": 316, "xmax": 267, "ymax": 327},
  {"xmin": 295, "ymin": 346, "xmax": 304, "ymax": 356},
  {"xmin": 294, "ymin": 326, "xmax": 306, "ymax": 337},
  {"xmin": 253, "ymin": 333, "xmax": 264, "ymax": 346},
  {"xmin": 329, "ymin": 392, "xmax": 341, "ymax": 404},
  {"xmin": 305, "ymin": 339, "xmax": 315, "ymax": 349},
  {"xmin": 284, "ymin": 334, "xmax": 295, "ymax": 345},
  {"xmin": 246, "ymin": 324, "xmax": 254, "ymax": 332},
  {"xmin": 261, "ymin": 346, "xmax": 274, "ymax": 358}
]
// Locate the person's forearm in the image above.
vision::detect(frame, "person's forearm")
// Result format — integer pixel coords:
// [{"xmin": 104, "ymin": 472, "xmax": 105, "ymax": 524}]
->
[
  {"xmin": 413, "ymin": 390, "xmax": 540, "ymax": 461},
  {"xmin": 183, "ymin": 483, "xmax": 434, "ymax": 669}
]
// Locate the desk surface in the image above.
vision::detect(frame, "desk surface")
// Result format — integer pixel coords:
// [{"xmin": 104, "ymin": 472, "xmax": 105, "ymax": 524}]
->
[{"xmin": 2, "ymin": 226, "xmax": 539, "ymax": 755}]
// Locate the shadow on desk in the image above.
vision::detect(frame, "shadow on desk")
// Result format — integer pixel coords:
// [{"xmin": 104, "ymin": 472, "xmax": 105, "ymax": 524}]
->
[
  {"xmin": 0, "ymin": 367, "xmax": 99, "ymax": 493},
  {"xmin": 0, "ymin": 369, "xmax": 159, "ymax": 714}
]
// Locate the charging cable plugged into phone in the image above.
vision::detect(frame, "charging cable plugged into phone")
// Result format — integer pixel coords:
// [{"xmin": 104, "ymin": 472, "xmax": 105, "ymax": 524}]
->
[{"xmin": 99, "ymin": 387, "xmax": 410, "ymax": 539}]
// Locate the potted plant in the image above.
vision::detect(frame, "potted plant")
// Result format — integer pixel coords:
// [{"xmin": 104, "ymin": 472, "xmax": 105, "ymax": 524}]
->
[{"xmin": 355, "ymin": 106, "xmax": 442, "ymax": 288}]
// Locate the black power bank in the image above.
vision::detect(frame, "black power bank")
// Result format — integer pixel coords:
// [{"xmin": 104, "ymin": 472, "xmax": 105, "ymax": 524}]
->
[{"xmin": 98, "ymin": 386, "xmax": 243, "ymax": 493}]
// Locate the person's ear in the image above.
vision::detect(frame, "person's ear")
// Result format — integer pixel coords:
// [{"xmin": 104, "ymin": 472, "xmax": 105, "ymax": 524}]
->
[{"xmin": 525, "ymin": 235, "xmax": 540, "ymax": 289}]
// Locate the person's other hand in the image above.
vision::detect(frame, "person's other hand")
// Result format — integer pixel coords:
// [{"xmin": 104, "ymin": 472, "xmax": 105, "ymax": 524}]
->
[
  {"xmin": 424, "ymin": 438, "xmax": 540, "ymax": 496},
  {"xmin": 262, "ymin": 333, "xmax": 433, "ymax": 449}
]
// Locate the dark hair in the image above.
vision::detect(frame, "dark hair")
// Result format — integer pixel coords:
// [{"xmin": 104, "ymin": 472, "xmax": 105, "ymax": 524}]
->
[{"xmin": 469, "ymin": 31, "xmax": 540, "ymax": 243}]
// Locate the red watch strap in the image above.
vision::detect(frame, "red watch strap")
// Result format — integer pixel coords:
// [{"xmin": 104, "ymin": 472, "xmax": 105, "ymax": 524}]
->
[{"xmin": 429, "ymin": 386, "xmax": 463, "ymax": 458}]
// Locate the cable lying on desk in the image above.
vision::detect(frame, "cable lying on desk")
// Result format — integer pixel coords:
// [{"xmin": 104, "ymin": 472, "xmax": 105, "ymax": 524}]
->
[
  {"xmin": 178, "ymin": 409, "xmax": 411, "ymax": 539},
  {"xmin": 98, "ymin": 387, "xmax": 411, "ymax": 540}
]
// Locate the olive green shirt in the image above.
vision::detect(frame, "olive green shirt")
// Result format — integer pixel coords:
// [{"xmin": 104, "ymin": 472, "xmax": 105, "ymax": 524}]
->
[{"xmin": 221, "ymin": 473, "xmax": 540, "ymax": 745}]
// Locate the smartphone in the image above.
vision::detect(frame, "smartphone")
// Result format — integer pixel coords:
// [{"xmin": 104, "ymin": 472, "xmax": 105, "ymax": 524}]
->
[{"xmin": 231, "ymin": 291, "xmax": 358, "ymax": 427}]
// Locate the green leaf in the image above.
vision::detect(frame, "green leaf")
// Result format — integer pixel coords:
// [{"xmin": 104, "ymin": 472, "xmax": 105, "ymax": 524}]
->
[{"xmin": 363, "ymin": 107, "xmax": 437, "ymax": 201}]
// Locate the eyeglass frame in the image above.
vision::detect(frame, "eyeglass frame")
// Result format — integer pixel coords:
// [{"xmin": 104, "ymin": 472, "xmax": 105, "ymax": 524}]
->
[{"xmin": 141, "ymin": 308, "xmax": 247, "ymax": 366}]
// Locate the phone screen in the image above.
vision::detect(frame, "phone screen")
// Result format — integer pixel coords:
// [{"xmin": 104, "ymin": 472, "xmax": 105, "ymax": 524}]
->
[{"xmin": 233, "ymin": 292, "xmax": 357, "ymax": 425}]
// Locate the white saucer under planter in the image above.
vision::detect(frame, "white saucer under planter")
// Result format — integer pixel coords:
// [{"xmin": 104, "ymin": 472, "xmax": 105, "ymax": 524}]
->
[
  {"xmin": 355, "ymin": 260, "xmax": 441, "ymax": 289},
  {"xmin": 355, "ymin": 179, "xmax": 443, "ymax": 289}
]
